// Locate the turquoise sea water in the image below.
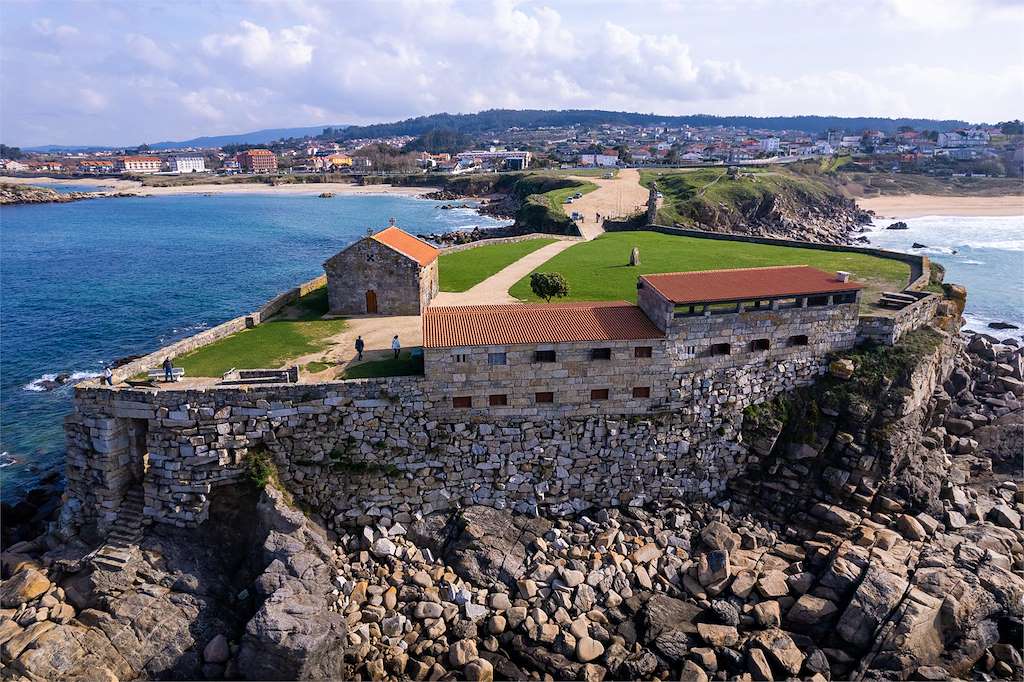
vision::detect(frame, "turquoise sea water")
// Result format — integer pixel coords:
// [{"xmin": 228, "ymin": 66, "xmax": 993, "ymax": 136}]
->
[
  {"xmin": 866, "ymin": 215, "xmax": 1024, "ymax": 332},
  {"xmin": 0, "ymin": 192, "xmax": 509, "ymax": 498}
]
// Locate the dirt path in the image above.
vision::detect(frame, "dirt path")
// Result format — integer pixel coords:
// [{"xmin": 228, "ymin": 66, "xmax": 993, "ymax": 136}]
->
[
  {"xmin": 293, "ymin": 314, "xmax": 423, "ymax": 380},
  {"xmin": 565, "ymin": 168, "xmax": 651, "ymax": 240},
  {"xmin": 431, "ymin": 239, "xmax": 580, "ymax": 306}
]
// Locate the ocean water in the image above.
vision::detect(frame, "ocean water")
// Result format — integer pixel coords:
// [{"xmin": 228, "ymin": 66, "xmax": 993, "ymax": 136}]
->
[
  {"xmin": 33, "ymin": 181, "xmax": 105, "ymax": 194},
  {"xmin": 0, "ymin": 192, "xmax": 509, "ymax": 499},
  {"xmin": 865, "ymin": 215, "xmax": 1024, "ymax": 333}
]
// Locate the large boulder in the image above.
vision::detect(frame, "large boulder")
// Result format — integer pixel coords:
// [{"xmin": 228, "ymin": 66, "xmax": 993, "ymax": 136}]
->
[
  {"xmin": 837, "ymin": 563, "xmax": 909, "ymax": 650},
  {"xmin": 0, "ymin": 567, "xmax": 51, "ymax": 607},
  {"xmin": 443, "ymin": 506, "xmax": 552, "ymax": 586}
]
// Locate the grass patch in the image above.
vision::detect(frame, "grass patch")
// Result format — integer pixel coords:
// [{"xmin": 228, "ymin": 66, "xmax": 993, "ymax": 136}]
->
[
  {"xmin": 175, "ymin": 287, "xmax": 346, "ymax": 377},
  {"xmin": 304, "ymin": 360, "xmax": 333, "ymax": 373},
  {"xmin": 507, "ymin": 231, "xmax": 910, "ymax": 307},
  {"xmin": 439, "ymin": 238, "xmax": 557, "ymax": 291},
  {"xmin": 341, "ymin": 350, "xmax": 424, "ymax": 379},
  {"xmin": 546, "ymin": 168, "xmax": 618, "ymax": 177}
]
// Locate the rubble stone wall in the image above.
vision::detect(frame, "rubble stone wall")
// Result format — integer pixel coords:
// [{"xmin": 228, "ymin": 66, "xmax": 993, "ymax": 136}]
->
[
  {"xmin": 65, "ymin": 338, "xmax": 839, "ymax": 533},
  {"xmin": 857, "ymin": 294, "xmax": 941, "ymax": 346}
]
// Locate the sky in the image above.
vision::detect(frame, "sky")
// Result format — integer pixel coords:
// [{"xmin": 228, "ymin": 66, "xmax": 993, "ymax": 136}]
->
[{"xmin": 1, "ymin": 0, "xmax": 1022, "ymax": 147}]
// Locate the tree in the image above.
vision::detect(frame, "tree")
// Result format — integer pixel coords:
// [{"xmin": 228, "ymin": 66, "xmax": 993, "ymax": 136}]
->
[
  {"xmin": 1, "ymin": 144, "xmax": 24, "ymax": 159},
  {"xmin": 530, "ymin": 272, "xmax": 569, "ymax": 302},
  {"xmin": 999, "ymin": 119, "xmax": 1023, "ymax": 135}
]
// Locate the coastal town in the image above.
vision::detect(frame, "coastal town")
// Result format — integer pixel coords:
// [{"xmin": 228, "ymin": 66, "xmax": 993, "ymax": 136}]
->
[{"xmin": 2, "ymin": 117, "xmax": 1022, "ymax": 179}]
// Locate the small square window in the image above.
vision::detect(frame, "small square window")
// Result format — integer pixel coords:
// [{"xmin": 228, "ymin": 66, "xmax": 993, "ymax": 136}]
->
[
  {"xmin": 788, "ymin": 334, "xmax": 809, "ymax": 347},
  {"xmin": 632, "ymin": 386, "xmax": 650, "ymax": 398},
  {"xmin": 590, "ymin": 388, "xmax": 609, "ymax": 401},
  {"xmin": 535, "ymin": 350, "xmax": 556, "ymax": 363},
  {"xmin": 750, "ymin": 338, "xmax": 770, "ymax": 352},
  {"xmin": 634, "ymin": 346, "xmax": 653, "ymax": 358},
  {"xmin": 710, "ymin": 343, "xmax": 731, "ymax": 356},
  {"xmin": 488, "ymin": 352, "xmax": 507, "ymax": 365},
  {"xmin": 488, "ymin": 394, "xmax": 508, "ymax": 406},
  {"xmin": 453, "ymin": 353, "xmax": 468, "ymax": 363},
  {"xmin": 591, "ymin": 348, "xmax": 612, "ymax": 360},
  {"xmin": 452, "ymin": 396, "xmax": 471, "ymax": 408},
  {"xmin": 535, "ymin": 391, "xmax": 554, "ymax": 403}
]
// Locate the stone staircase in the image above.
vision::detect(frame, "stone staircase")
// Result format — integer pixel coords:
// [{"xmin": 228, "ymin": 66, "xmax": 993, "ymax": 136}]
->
[{"xmin": 92, "ymin": 488, "xmax": 145, "ymax": 572}]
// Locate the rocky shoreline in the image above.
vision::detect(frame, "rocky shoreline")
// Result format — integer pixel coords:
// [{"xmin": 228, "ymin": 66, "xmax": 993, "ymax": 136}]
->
[
  {"xmin": 0, "ymin": 183, "xmax": 136, "ymax": 206},
  {"xmin": 2, "ymin": 326, "xmax": 1021, "ymax": 680}
]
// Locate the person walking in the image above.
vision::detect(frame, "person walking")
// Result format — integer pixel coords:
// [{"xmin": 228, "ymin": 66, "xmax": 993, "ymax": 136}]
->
[
  {"xmin": 355, "ymin": 335, "xmax": 365, "ymax": 361},
  {"xmin": 102, "ymin": 366, "xmax": 113, "ymax": 386},
  {"xmin": 391, "ymin": 335, "xmax": 401, "ymax": 359},
  {"xmin": 162, "ymin": 357, "xmax": 173, "ymax": 382}
]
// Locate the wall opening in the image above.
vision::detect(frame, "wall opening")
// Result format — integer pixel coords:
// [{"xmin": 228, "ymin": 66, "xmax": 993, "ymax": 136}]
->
[
  {"xmin": 127, "ymin": 418, "xmax": 150, "ymax": 485},
  {"xmin": 365, "ymin": 289, "xmax": 378, "ymax": 314}
]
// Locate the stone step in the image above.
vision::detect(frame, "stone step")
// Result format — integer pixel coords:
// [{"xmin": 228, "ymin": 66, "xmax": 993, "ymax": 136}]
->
[{"xmin": 92, "ymin": 557, "xmax": 127, "ymax": 572}]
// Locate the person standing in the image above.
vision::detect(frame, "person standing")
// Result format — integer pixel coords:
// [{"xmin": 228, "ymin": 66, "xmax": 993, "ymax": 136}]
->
[
  {"xmin": 102, "ymin": 366, "xmax": 113, "ymax": 386},
  {"xmin": 391, "ymin": 335, "xmax": 401, "ymax": 359},
  {"xmin": 162, "ymin": 357, "xmax": 173, "ymax": 382},
  {"xmin": 355, "ymin": 335, "xmax": 365, "ymax": 361}
]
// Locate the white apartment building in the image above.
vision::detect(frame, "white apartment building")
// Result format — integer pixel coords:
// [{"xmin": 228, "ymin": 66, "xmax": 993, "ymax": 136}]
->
[
  {"xmin": 759, "ymin": 137, "xmax": 780, "ymax": 153},
  {"xmin": 166, "ymin": 155, "xmax": 207, "ymax": 173},
  {"xmin": 578, "ymin": 153, "xmax": 619, "ymax": 167}
]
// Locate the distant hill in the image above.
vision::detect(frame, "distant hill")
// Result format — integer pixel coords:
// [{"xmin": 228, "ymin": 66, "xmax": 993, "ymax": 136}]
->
[
  {"xmin": 334, "ymin": 109, "xmax": 973, "ymax": 140},
  {"xmin": 145, "ymin": 125, "xmax": 349, "ymax": 150},
  {"xmin": 22, "ymin": 125, "xmax": 350, "ymax": 153}
]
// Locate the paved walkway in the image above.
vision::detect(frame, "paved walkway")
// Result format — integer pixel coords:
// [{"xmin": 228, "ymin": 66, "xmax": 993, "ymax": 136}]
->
[{"xmin": 431, "ymin": 239, "xmax": 579, "ymax": 306}]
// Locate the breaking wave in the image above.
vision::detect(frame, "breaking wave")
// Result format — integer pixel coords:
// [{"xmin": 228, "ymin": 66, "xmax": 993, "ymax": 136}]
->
[{"xmin": 23, "ymin": 370, "xmax": 100, "ymax": 392}]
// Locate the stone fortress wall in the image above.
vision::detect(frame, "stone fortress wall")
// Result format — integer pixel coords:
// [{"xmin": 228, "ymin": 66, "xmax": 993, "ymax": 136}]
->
[{"xmin": 62, "ymin": 230, "xmax": 944, "ymax": 537}]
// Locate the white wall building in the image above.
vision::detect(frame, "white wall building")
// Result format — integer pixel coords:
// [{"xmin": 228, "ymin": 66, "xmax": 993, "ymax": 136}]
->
[
  {"xmin": 759, "ymin": 137, "xmax": 780, "ymax": 153},
  {"xmin": 578, "ymin": 153, "xmax": 619, "ymax": 167},
  {"xmin": 166, "ymin": 155, "xmax": 207, "ymax": 173}
]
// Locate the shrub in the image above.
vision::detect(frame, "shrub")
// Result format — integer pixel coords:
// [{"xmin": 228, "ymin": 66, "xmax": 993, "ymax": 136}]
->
[{"xmin": 530, "ymin": 272, "xmax": 569, "ymax": 302}]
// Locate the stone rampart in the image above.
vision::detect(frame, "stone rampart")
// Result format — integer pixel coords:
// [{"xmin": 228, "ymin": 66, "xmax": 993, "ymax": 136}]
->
[
  {"xmin": 857, "ymin": 293, "xmax": 942, "ymax": 346},
  {"xmin": 65, "ymin": 303, "xmax": 851, "ymax": 534}
]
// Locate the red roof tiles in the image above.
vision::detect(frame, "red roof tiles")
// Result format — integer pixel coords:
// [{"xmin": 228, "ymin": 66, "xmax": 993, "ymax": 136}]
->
[
  {"xmin": 372, "ymin": 226, "xmax": 439, "ymax": 267},
  {"xmin": 423, "ymin": 302, "xmax": 664, "ymax": 348},
  {"xmin": 640, "ymin": 266, "xmax": 863, "ymax": 305}
]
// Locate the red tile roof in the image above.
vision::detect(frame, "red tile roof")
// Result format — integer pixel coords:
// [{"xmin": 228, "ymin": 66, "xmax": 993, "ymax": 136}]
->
[
  {"xmin": 640, "ymin": 266, "xmax": 863, "ymax": 305},
  {"xmin": 372, "ymin": 226, "xmax": 439, "ymax": 266},
  {"xmin": 423, "ymin": 302, "xmax": 664, "ymax": 348}
]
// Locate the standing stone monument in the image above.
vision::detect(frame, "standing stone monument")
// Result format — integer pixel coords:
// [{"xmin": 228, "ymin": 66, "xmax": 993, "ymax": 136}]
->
[
  {"xmin": 630, "ymin": 247, "xmax": 641, "ymax": 266},
  {"xmin": 646, "ymin": 184, "xmax": 658, "ymax": 225}
]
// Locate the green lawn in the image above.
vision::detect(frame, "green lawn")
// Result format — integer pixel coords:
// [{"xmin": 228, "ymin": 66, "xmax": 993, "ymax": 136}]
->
[
  {"xmin": 341, "ymin": 350, "xmax": 424, "ymax": 379},
  {"xmin": 175, "ymin": 287, "xmax": 346, "ymax": 377},
  {"xmin": 439, "ymin": 238, "xmax": 557, "ymax": 292},
  {"xmin": 507, "ymin": 231, "xmax": 910, "ymax": 307}
]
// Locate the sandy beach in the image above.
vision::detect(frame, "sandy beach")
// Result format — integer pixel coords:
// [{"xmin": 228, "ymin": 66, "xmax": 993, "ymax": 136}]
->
[
  {"xmin": 858, "ymin": 193, "xmax": 1024, "ymax": 218},
  {"xmin": 1, "ymin": 175, "xmax": 431, "ymax": 198}
]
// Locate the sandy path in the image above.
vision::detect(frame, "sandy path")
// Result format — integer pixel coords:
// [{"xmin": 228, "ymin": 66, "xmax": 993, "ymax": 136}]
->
[
  {"xmin": 431, "ymin": 239, "xmax": 580, "ymax": 307},
  {"xmin": 858, "ymin": 194, "xmax": 1024, "ymax": 218},
  {"xmin": 1, "ymin": 175, "xmax": 429, "ymax": 198},
  {"xmin": 293, "ymin": 314, "xmax": 423, "ymax": 381},
  {"xmin": 565, "ymin": 168, "xmax": 651, "ymax": 240}
]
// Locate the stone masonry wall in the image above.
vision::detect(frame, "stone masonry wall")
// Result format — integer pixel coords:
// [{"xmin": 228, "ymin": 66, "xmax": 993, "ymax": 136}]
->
[
  {"xmin": 64, "ymin": 302, "xmax": 860, "ymax": 533},
  {"xmin": 325, "ymin": 239, "xmax": 434, "ymax": 315},
  {"xmin": 857, "ymin": 294, "xmax": 941, "ymax": 346}
]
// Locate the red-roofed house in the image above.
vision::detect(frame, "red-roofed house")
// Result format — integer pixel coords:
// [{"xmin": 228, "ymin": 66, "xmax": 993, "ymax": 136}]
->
[{"xmin": 323, "ymin": 224, "xmax": 440, "ymax": 315}]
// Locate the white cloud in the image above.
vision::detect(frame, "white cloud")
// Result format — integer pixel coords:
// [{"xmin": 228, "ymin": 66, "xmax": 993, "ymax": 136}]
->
[
  {"xmin": 201, "ymin": 20, "xmax": 314, "ymax": 70},
  {"xmin": 125, "ymin": 33, "xmax": 174, "ymax": 70},
  {"xmin": 75, "ymin": 88, "xmax": 108, "ymax": 113}
]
